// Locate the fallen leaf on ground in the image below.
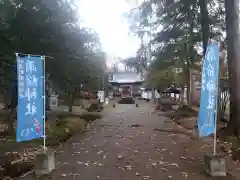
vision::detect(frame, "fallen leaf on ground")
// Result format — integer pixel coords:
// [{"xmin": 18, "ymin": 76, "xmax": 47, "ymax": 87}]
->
[
  {"xmin": 61, "ymin": 174, "xmax": 67, "ymax": 177},
  {"xmin": 180, "ymin": 172, "xmax": 188, "ymax": 178},
  {"xmin": 158, "ymin": 161, "xmax": 166, "ymax": 165},
  {"xmin": 125, "ymin": 165, "xmax": 132, "ymax": 170},
  {"xmin": 117, "ymin": 154, "xmax": 124, "ymax": 159},
  {"xmin": 129, "ymin": 124, "xmax": 142, "ymax": 127},
  {"xmin": 143, "ymin": 176, "xmax": 151, "ymax": 179},
  {"xmin": 168, "ymin": 163, "xmax": 179, "ymax": 168},
  {"xmin": 160, "ymin": 168, "xmax": 168, "ymax": 172},
  {"xmin": 97, "ymin": 151, "xmax": 103, "ymax": 155},
  {"xmin": 98, "ymin": 163, "xmax": 103, "ymax": 166},
  {"xmin": 181, "ymin": 156, "xmax": 187, "ymax": 160},
  {"xmin": 136, "ymin": 172, "xmax": 140, "ymax": 176},
  {"xmin": 77, "ymin": 161, "xmax": 83, "ymax": 164},
  {"xmin": 152, "ymin": 162, "xmax": 157, "ymax": 168},
  {"xmin": 119, "ymin": 167, "xmax": 125, "ymax": 171},
  {"xmin": 168, "ymin": 176, "xmax": 173, "ymax": 179},
  {"xmin": 84, "ymin": 162, "xmax": 90, "ymax": 166},
  {"xmin": 73, "ymin": 152, "xmax": 81, "ymax": 155}
]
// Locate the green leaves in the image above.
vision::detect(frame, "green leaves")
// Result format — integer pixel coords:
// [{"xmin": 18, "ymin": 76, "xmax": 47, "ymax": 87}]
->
[
  {"xmin": 0, "ymin": 0, "xmax": 105, "ymax": 101},
  {"xmin": 125, "ymin": 0, "xmax": 224, "ymax": 90},
  {"xmin": 122, "ymin": 56, "xmax": 145, "ymax": 73}
]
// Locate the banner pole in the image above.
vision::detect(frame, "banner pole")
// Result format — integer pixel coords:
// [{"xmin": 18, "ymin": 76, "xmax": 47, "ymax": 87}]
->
[
  {"xmin": 42, "ymin": 56, "xmax": 46, "ymax": 152},
  {"xmin": 213, "ymin": 115, "xmax": 217, "ymax": 155},
  {"xmin": 213, "ymin": 41, "xmax": 221, "ymax": 156}
]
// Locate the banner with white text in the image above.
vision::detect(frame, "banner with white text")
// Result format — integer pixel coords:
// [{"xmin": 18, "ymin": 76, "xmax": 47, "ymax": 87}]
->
[
  {"xmin": 16, "ymin": 55, "xmax": 44, "ymax": 142},
  {"xmin": 198, "ymin": 43, "xmax": 220, "ymax": 137}
]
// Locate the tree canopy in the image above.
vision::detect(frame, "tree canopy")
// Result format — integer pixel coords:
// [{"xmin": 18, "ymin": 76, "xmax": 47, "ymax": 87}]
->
[
  {"xmin": 125, "ymin": 0, "xmax": 240, "ymax": 136},
  {"xmin": 125, "ymin": 0, "xmax": 225, "ymax": 91},
  {"xmin": 0, "ymin": 0, "xmax": 106, "ymax": 106}
]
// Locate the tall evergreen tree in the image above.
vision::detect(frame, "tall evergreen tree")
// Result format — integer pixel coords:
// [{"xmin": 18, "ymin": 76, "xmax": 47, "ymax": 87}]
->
[{"xmin": 224, "ymin": 0, "xmax": 240, "ymax": 136}]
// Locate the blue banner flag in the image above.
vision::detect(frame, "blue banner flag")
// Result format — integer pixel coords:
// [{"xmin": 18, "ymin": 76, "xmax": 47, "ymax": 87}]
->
[
  {"xmin": 198, "ymin": 43, "xmax": 220, "ymax": 137},
  {"xmin": 16, "ymin": 55, "xmax": 44, "ymax": 142}
]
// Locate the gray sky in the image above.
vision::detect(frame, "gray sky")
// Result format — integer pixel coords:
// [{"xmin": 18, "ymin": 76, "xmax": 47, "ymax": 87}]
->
[{"xmin": 78, "ymin": 0, "xmax": 141, "ymax": 63}]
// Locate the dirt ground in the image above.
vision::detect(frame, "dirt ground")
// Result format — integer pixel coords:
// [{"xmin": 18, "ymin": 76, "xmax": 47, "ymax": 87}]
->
[{"xmin": 20, "ymin": 100, "xmax": 239, "ymax": 180}]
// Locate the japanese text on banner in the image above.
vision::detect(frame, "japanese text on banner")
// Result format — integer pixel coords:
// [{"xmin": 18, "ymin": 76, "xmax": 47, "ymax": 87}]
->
[
  {"xmin": 16, "ymin": 56, "xmax": 44, "ymax": 142},
  {"xmin": 198, "ymin": 43, "xmax": 220, "ymax": 137}
]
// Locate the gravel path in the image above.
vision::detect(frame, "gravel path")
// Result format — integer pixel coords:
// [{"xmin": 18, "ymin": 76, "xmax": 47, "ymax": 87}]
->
[{"xmin": 21, "ymin": 101, "xmax": 235, "ymax": 180}]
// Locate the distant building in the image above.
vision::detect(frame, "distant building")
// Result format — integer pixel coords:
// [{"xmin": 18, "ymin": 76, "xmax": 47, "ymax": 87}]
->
[{"xmin": 109, "ymin": 71, "xmax": 144, "ymax": 97}]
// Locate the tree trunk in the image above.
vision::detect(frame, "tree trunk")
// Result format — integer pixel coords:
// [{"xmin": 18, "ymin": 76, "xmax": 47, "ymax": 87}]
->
[
  {"xmin": 186, "ymin": 67, "xmax": 191, "ymax": 106},
  {"xmin": 185, "ymin": 5, "xmax": 196, "ymax": 106},
  {"xmin": 45, "ymin": 89, "xmax": 50, "ymax": 110},
  {"xmin": 68, "ymin": 92, "xmax": 73, "ymax": 112},
  {"xmin": 152, "ymin": 88, "xmax": 156, "ymax": 104},
  {"xmin": 225, "ymin": 0, "xmax": 240, "ymax": 136},
  {"xmin": 199, "ymin": 0, "xmax": 210, "ymax": 55}
]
